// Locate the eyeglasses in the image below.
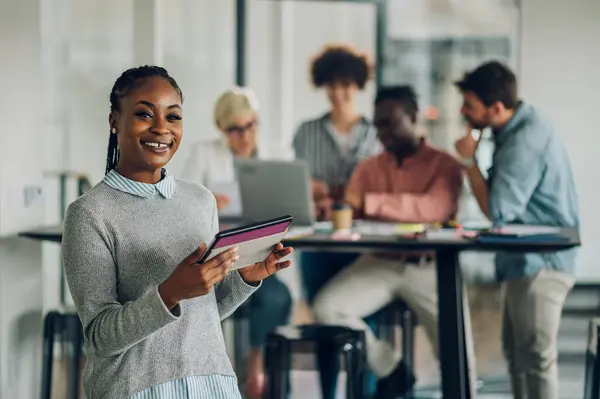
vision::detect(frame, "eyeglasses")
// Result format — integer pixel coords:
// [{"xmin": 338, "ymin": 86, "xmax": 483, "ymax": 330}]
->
[{"xmin": 225, "ymin": 120, "xmax": 258, "ymax": 135}]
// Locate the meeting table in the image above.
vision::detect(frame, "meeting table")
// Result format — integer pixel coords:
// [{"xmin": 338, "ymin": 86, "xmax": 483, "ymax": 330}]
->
[{"xmin": 20, "ymin": 223, "xmax": 581, "ymax": 399}]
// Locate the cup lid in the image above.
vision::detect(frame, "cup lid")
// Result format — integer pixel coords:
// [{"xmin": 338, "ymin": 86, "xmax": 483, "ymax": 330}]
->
[{"xmin": 332, "ymin": 202, "xmax": 351, "ymax": 210}]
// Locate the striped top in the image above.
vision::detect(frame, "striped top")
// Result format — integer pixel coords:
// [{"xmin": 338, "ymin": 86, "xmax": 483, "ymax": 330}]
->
[
  {"xmin": 103, "ymin": 170, "xmax": 242, "ymax": 399},
  {"xmin": 292, "ymin": 113, "xmax": 381, "ymax": 190},
  {"xmin": 104, "ymin": 168, "xmax": 176, "ymax": 199},
  {"xmin": 127, "ymin": 375, "xmax": 241, "ymax": 399}
]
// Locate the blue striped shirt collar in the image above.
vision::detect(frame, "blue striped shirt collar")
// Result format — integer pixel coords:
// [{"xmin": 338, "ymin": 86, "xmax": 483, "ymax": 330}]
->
[{"xmin": 103, "ymin": 169, "xmax": 175, "ymax": 199}]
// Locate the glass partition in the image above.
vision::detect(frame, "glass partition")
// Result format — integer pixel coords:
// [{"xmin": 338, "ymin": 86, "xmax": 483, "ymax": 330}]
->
[{"xmin": 382, "ymin": 0, "xmax": 520, "ymax": 154}]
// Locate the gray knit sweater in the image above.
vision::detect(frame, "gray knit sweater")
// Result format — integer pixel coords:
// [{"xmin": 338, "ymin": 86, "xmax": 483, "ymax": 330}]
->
[{"xmin": 62, "ymin": 179, "xmax": 257, "ymax": 399}]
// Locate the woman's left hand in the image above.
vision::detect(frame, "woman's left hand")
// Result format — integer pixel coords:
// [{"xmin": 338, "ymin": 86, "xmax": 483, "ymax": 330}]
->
[{"xmin": 238, "ymin": 243, "xmax": 293, "ymax": 283}]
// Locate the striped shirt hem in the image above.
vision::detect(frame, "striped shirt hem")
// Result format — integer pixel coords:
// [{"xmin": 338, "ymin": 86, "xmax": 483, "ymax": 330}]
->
[{"xmin": 127, "ymin": 374, "xmax": 242, "ymax": 399}]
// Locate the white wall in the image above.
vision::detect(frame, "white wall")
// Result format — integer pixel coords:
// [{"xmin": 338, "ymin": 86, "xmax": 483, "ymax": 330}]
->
[
  {"xmin": 0, "ymin": 0, "xmax": 45, "ymax": 397},
  {"xmin": 0, "ymin": 239, "xmax": 43, "ymax": 399},
  {"xmin": 40, "ymin": 0, "xmax": 237, "ymax": 186},
  {"xmin": 0, "ymin": 0, "xmax": 44, "ymax": 237},
  {"xmin": 520, "ymin": 0, "xmax": 600, "ymax": 282}
]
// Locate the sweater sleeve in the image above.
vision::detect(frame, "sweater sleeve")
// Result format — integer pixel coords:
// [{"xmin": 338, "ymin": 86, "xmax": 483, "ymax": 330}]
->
[
  {"xmin": 215, "ymin": 270, "xmax": 260, "ymax": 321},
  {"xmin": 62, "ymin": 202, "xmax": 179, "ymax": 357},
  {"xmin": 208, "ymin": 200, "xmax": 260, "ymax": 320}
]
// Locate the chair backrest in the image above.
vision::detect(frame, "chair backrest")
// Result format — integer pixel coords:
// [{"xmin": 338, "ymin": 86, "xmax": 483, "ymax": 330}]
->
[{"xmin": 584, "ymin": 318, "xmax": 600, "ymax": 399}]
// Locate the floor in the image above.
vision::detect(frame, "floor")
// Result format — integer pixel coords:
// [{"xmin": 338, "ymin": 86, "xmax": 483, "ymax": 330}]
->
[
  {"xmin": 275, "ymin": 284, "xmax": 590, "ymax": 399},
  {"xmin": 49, "ymin": 284, "xmax": 592, "ymax": 398}
]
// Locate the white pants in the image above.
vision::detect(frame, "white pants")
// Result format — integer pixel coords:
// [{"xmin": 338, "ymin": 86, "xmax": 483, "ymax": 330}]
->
[
  {"xmin": 313, "ymin": 254, "xmax": 477, "ymax": 393},
  {"xmin": 502, "ymin": 269, "xmax": 575, "ymax": 399}
]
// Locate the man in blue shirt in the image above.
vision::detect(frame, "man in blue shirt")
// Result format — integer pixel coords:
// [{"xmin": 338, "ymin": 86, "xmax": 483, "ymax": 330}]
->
[{"xmin": 454, "ymin": 61, "xmax": 579, "ymax": 399}]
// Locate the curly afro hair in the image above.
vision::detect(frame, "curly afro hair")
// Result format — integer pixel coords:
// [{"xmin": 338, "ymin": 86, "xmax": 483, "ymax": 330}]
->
[{"xmin": 310, "ymin": 44, "xmax": 373, "ymax": 90}]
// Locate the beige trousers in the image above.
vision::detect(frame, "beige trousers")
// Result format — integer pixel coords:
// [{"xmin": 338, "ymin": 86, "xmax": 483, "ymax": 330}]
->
[
  {"xmin": 502, "ymin": 269, "xmax": 575, "ymax": 399},
  {"xmin": 313, "ymin": 254, "xmax": 477, "ymax": 395}
]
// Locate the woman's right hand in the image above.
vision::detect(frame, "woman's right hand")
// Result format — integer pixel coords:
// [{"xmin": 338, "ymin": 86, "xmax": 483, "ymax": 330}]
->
[
  {"xmin": 311, "ymin": 180, "xmax": 329, "ymax": 200},
  {"xmin": 315, "ymin": 196, "xmax": 333, "ymax": 221},
  {"xmin": 159, "ymin": 244, "xmax": 239, "ymax": 309}
]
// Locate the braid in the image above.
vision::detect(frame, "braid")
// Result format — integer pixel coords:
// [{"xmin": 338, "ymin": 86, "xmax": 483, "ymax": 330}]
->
[
  {"xmin": 105, "ymin": 133, "xmax": 119, "ymax": 175},
  {"xmin": 106, "ymin": 65, "xmax": 183, "ymax": 174}
]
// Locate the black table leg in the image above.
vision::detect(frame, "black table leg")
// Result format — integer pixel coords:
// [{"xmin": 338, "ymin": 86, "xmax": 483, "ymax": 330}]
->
[
  {"xmin": 41, "ymin": 312, "xmax": 57, "ymax": 399},
  {"xmin": 436, "ymin": 249, "xmax": 471, "ymax": 399},
  {"xmin": 401, "ymin": 308, "xmax": 415, "ymax": 394},
  {"xmin": 264, "ymin": 335, "xmax": 290, "ymax": 399},
  {"xmin": 65, "ymin": 316, "xmax": 82, "ymax": 399},
  {"xmin": 233, "ymin": 314, "xmax": 249, "ymax": 385}
]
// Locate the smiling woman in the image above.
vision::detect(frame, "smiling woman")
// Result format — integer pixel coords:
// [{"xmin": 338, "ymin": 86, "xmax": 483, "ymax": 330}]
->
[{"xmin": 61, "ymin": 66, "xmax": 293, "ymax": 399}]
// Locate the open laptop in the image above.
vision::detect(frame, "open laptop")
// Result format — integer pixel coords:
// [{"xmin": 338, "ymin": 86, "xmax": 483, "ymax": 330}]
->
[{"xmin": 234, "ymin": 159, "xmax": 316, "ymax": 227}]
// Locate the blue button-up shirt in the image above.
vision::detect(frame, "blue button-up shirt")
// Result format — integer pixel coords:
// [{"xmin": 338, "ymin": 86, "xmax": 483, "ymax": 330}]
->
[{"xmin": 487, "ymin": 102, "xmax": 579, "ymax": 281}]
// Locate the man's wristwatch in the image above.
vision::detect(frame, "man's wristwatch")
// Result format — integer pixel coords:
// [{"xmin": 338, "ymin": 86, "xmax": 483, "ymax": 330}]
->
[{"xmin": 459, "ymin": 156, "xmax": 477, "ymax": 168}]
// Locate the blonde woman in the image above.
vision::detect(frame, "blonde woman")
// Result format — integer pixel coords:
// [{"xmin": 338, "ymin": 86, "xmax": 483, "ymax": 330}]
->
[
  {"xmin": 181, "ymin": 88, "xmax": 292, "ymax": 399},
  {"xmin": 181, "ymin": 87, "xmax": 260, "ymax": 211}
]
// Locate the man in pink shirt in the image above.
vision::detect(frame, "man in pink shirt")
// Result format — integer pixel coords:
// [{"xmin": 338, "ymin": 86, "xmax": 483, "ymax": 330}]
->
[{"xmin": 313, "ymin": 86, "xmax": 476, "ymax": 398}]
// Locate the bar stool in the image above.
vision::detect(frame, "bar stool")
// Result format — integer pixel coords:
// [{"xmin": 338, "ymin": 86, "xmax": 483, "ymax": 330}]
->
[
  {"xmin": 40, "ymin": 173, "xmax": 89, "ymax": 399},
  {"xmin": 584, "ymin": 317, "xmax": 600, "ymax": 398},
  {"xmin": 377, "ymin": 299, "xmax": 418, "ymax": 392},
  {"xmin": 264, "ymin": 325, "xmax": 366, "ymax": 399},
  {"xmin": 41, "ymin": 311, "xmax": 83, "ymax": 399}
]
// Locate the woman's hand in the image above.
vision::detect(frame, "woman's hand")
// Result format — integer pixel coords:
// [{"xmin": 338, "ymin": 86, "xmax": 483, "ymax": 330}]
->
[
  {"xmin": 159, "ymin": 244, "xmax": 239, "ymax": 309},
  {"xmin": 311, "ymin": 180, "xmax": 329, "ymax": 200},
  {"xmin": 315, "ymin": 196, "xmax": 333, "ymax": 221},
  {"xmin": 238, "ymin": 243, "xmax": 293, "ymax": 283}
]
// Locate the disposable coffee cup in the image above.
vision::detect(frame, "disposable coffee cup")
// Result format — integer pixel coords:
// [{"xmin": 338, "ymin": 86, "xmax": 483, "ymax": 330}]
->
[{"xmin": 332, "ymin": 203, "xmax": 353, "ymax": 231}]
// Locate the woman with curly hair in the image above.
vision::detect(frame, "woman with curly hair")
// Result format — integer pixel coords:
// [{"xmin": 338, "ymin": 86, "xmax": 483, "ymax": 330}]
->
[
  {"xmin": 293, "ymin": 44, "xmax": 381, "ymax": 399},
  {"xmin": 293, "ymin": 43, "xmax": 381, "ymax": 216}
]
